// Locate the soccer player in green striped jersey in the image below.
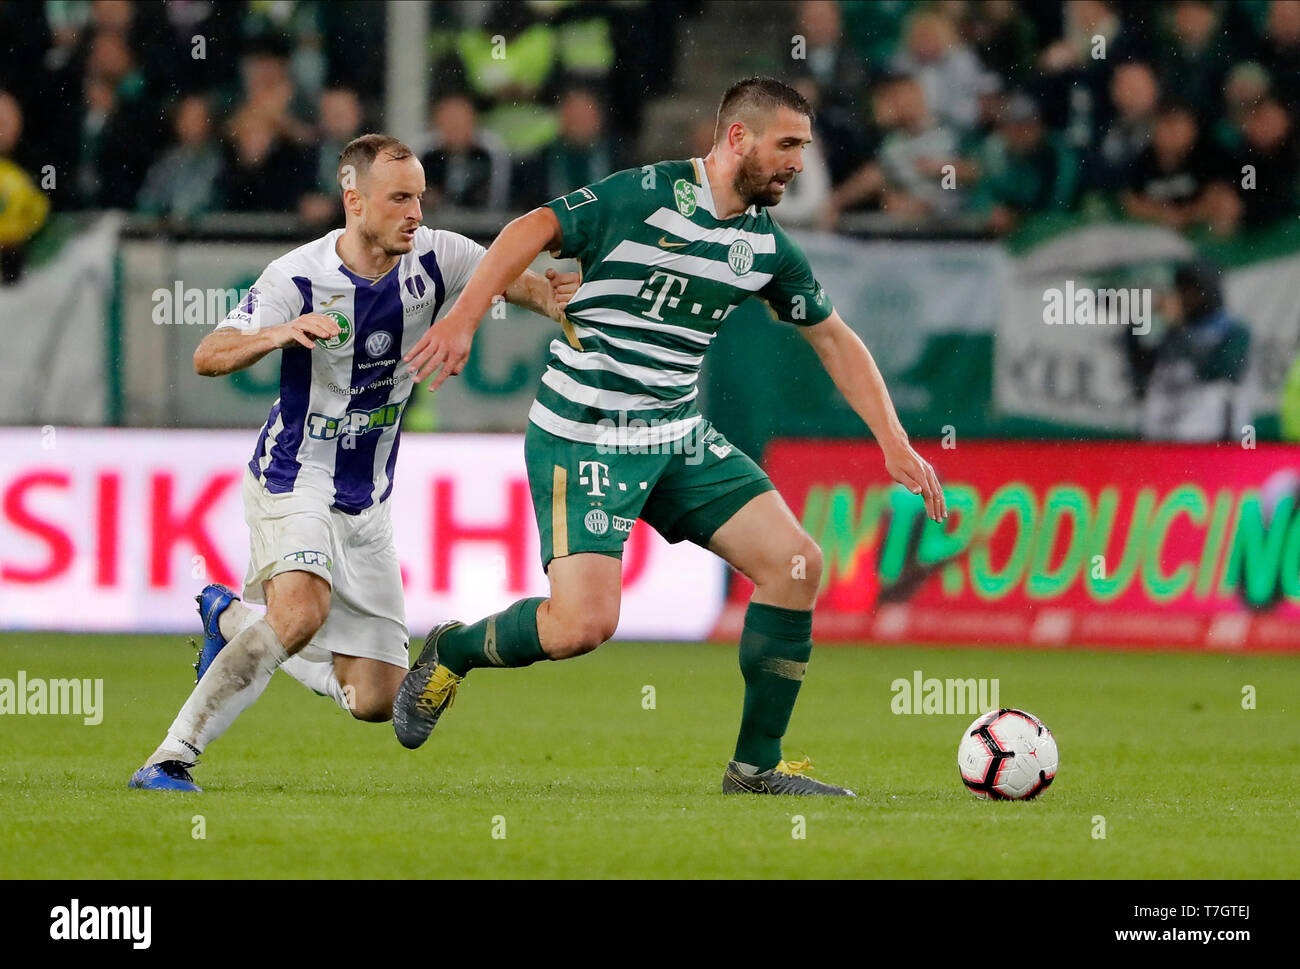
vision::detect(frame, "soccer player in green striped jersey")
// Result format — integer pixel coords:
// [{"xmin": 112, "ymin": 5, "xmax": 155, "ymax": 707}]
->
[{"xmin": 394, "ymin": 77, "xmax": 947, "ymax": 796}]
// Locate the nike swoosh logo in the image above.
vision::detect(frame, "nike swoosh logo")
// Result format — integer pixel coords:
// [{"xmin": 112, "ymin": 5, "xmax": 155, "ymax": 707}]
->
[
  {"xmin": 320, "ymin": 295, "xmax": 344, "ymax": 307},
  {"xmin": 658, "ymin": 236, "xmax": 688, "ymax": 249}
]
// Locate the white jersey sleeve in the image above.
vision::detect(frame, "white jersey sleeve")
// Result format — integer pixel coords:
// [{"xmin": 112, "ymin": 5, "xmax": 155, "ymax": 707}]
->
[
  {"xmin": 216, "ymin": 264, "xmax": 304, "ymax": 333},
  {"xmin": 421, "ymin": 228, "xmax": 487, "ymax": 304}
]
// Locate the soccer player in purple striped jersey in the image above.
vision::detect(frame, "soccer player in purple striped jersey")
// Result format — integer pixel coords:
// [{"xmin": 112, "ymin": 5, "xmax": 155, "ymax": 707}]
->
[{"xmin": 130, "ymin": 134, "xmax": 578, "ymax": 792}]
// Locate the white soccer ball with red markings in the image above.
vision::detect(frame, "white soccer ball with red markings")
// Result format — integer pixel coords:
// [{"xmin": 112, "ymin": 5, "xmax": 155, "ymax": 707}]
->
[{"xmin": 957, "ymin": 708, "xmax": 1058, "ymax": 800}]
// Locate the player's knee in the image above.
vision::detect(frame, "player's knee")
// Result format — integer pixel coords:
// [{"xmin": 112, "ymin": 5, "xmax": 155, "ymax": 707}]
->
[
  {"xmin": 753, "ymin": 534, "xmax": 822, "ymax": 607},
  {"xmin": 796, "ymin": 538, "xmax": 824, "ymax": 588},
  {"xmin": 347, "ymin": 694, "xmax": 393, "ymax": 723},
  {"xmin": 269, "ymin": 597, "xmax": 330, "ymax": 652},
  {"xmin": 547, "ymin": 615, "xmax": 617, "ymax": 659}
]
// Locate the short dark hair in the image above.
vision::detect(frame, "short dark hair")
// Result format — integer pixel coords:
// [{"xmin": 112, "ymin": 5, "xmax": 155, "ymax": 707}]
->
[
  {"xmin": 714, "ymin": 76, "xmax": 813, "ymax": 144},
  {"xmin": 337, "ymin": 133, "xmax": 414, "ymax": 192}
]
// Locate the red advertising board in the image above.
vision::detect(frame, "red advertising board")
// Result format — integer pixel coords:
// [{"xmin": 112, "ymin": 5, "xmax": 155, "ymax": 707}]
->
[
  {"xmin": 716, "ymin": 441, "xmax": 1300, "ymax": 651},
  {"xmin": 0, "ymin": 429, "xmax": 724, "ymax": 639}
]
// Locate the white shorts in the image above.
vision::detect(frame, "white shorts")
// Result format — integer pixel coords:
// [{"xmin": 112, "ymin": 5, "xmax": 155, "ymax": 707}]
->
[{"xmin": 241, "ymin": 469, "xmax": 410, "ymax": 669}]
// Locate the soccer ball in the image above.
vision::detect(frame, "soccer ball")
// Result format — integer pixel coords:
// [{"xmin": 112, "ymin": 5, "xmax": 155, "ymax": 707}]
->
[{"xmin": 957, "ymin": 708, "xmax": 1058, "ymax": 800}]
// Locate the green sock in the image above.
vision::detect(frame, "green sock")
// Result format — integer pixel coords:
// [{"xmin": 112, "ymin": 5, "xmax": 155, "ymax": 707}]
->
[
  {"xmin": 436, "ymin": 597, "xmax": 548, "ymax": 676},
  {"xmin": 732, "ymin": 602, "xmax": 813, "ymax": 773}
]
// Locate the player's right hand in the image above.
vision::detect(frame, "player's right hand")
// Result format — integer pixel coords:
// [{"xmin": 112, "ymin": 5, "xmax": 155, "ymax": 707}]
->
[
  {"xmin": 270, "ymin": 313, "xmax": 341, "ymax": 350},
  {"xmin": 884, "ymin": 441, "xmax": 947, "ymax": 523},
  {"xmin": 406, "ymin": 311, "xmax": 476, "ymax": 392}
]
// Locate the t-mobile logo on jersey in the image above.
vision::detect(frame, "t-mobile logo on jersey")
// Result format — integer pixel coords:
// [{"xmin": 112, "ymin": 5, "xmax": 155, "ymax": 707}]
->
[
  {"xmin": 578, "ymin": 460, "xmax": 610, "ymax": 496},
  {"xmin": 640, "ymin": 270, "xmax": 689, "ymax": 321}
]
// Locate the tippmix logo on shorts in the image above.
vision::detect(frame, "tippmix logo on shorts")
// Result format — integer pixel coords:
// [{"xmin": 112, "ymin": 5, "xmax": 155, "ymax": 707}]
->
[{"xmin": 283, "ymin": 550, "xmax": 332, "ymax": 569}]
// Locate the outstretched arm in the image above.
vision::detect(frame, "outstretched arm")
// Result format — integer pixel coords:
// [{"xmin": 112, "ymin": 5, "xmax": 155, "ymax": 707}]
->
[
  {"xmin": 406, "ymin": 207, "xmax": 563, "ymax": 391},
  {"xmin": 504, "ymin": 266, "xmax": 579, "ymax": 322},
  {"xmin": 800, "ymin": 311, "xmax": 947, "ymax": 521},
  {"xmin": 193, "ymin": 314, "xmax": 341, "ymax": 376}
]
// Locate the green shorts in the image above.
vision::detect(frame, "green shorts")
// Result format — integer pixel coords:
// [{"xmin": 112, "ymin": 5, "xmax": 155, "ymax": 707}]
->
[{"xmin": 525, "ymin": 418, "xmax": 775, "ymax": 569}]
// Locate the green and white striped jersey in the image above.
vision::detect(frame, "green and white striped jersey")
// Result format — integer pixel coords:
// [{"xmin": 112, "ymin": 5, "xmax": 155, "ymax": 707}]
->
[{"xmin": 536, "ymin": 157, "xmax": 834, "ymax": 447}]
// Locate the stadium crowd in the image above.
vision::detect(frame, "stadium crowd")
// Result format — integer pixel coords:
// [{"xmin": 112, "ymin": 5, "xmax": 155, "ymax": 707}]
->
[
  {"xmin": 0, "ymin": 0, "xmax": 1297, "ymax": 250},
  {"xmin": 789, "ymin": 0, "xmax": 1300, "ymax": 236}
]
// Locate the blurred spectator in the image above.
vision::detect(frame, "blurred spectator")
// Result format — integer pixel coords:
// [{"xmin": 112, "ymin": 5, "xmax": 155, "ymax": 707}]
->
[
  {"xmin": 418, "ymin": 94, "xmax": 510, "ymax": 211},
  {"xmin": 1095, "ymin": 61, "xmax": 1160, "ymax": 191},
  {"xmin": 1258, "ymin": 0, "xmax": 1300, "ymax": 115},
  {"xmin": 136, "ymin": 94, "xmax": 222, "ymax": 220},
  {"xmin": 1037, "ymin": 0, "xmax": 1145, "ymax": 149},
  {"xmin": 0, "ymin": 90, "xmax": 50, "ymax": 284},
  {"xmin": 1155, "ymin": 1, "xmax": 1234, "ymax": 126},
  {"xmin": 432, "ymin": 2, "xmax": 561, "ymax": 155},
  {"xmin": 1124, "ymin": 260, "xmax": 1252, "ymax": 441},
  {"xmin": 792, "ymin": 75, "xmax": 868, "ymax": 186},
  {"xmin": 1122, "ymin": 100, "xmax": 1240, "ymax": 236},
  {"xmin": 237, "ymin": 46, "xmax": 315, "ymax": 150},
  {"xmin": 1233, "ymin": 97, "xmax": 1300, "ymax": 228},
  {"xmin": 825, "ymin": 75, "xmax": 969, "ymax": 226},
  {"xmin": 971, "ymin": 92, "xmax": 1080, "ymax": 234},
  {"xmin": 524, "ymin": 87, "xmax": 617, "ymax": 205},
  {"xmin": 0, "ymin": 1, "xmax": 53, "ymax": 128},
  {"xmin": 605, "ymin": 0, "xmax": 695, "ymax": 147},
  {"xmin": 157, "ymin": 0, "xmax": 242, "ymax": 95},
  {"xmin": 217, "ymin": 109, "xmax": 311, "ymax": 212},
  {"xmin": 242, "ymin": 1, "xmax": 328, "ymax": 110},
  {"xmin": 548, "ymin": 1, "xmax": 616, "ymax": 87},
  {"xmin": 839, "ymin": 0, "xmax": 911, "ymax": 66},
  {"xmin": 299, "ymin": 87, "xmax": 365, "ymax": 225},
  {"xmin": 891, "ymin": 9, "xmax": 995, "ymax": 136},
  {"xmin": 961, "ymin": 1, "xmax": 1039, "ymax": 89},
  {"xmin": 73, "ymin": 32, "xmax": 158, "ymax": 207},
  {"xmin": 792, "ymin": 1, "xmax": 868, "ymax": 113},
  {"xmin": 1214, "ymin": 61, "xmax": 1272, "ymax": 155}
]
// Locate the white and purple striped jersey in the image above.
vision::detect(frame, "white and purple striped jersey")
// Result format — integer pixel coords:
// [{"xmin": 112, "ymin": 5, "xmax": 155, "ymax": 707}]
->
[{"xmin": 216, "ymin": 226, "xmax": 485, "ymax": 513}]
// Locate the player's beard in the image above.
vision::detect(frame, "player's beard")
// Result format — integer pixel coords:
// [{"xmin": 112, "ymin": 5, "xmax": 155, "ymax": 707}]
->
[
  {"xmin": 360, "ymin": 220, "xmax": 412, "ymax": 258},
  {"xmin": 733, "ymin": 148, "xmax": 792, "ymax": 209}
]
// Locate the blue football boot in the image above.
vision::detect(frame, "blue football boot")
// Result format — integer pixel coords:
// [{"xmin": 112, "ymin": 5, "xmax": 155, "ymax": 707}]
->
[
  {"xmin": 129, "ymin": 760, "xmax": 202, "ymax": 792},
  {"xmin": 193, "ymin": 583, "xmax": 240, "ymax": 682}
]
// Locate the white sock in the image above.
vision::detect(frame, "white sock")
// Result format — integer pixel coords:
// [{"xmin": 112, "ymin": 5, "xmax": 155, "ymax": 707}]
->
[
  {"xmin": 279, "ymin": 654, "xmax": 352, "ymax": 713},
  {"xmin": 217, "ymin": 598, "xmax": 259, "ymax": 640},
  {"xmin": 148, "ymin": 619, "xmax": 288, "ymax": 766}
]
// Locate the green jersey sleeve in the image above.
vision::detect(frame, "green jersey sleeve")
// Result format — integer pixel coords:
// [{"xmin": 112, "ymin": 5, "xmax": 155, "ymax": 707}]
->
[
  {"xmin": 759, "ymin": 221, "xmax": 834, "ymax": 326},
  {"xmin": 544, "ymin": 167, "xmax": 648, "ymax": 264}
]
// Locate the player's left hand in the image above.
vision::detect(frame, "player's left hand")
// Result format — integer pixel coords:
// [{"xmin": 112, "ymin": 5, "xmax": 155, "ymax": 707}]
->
[
  {"xmin": 406, "ymin": 312, "xmax": 476, "ymax": 392},
  {"xmin": 884, "ymin": 441, "xmax": 947, "ymax": 522},
  {"xmin": 545, "ymin": 267, "xmax": 581, "ymax": 322}
]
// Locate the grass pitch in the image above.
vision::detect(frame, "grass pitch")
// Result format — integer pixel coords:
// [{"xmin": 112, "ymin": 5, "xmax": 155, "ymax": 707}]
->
[{"xmin": 0, "ymin": 632, "xmax": 1296, "ymax": 879}]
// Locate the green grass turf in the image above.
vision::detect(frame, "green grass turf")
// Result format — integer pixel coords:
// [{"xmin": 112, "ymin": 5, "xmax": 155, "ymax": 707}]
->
[{"xmin": 0, "ymin": 632, "xmax": 1296, "ymax": 879}]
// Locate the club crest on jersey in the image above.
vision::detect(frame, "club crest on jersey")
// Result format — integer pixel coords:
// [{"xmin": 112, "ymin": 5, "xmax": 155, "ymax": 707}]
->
[
  {"xmin": 316, "ymin": 310, "xmax": 352, "ymax": 349},
  {"xmin": 673, "ymin": 179, "xmax": 697, "ymax": 217},
  {"xmin": 403, "ymin": 274, "xmax": 426, "ymax": 299},
  {"xmin": 584, "ymin": 509, "xmax": 610, "ymax": 535},
  {"xmin": 727, "ymin": 240, "xmax": 754, "ymax": 276},
  {"xmin": 365, "ymin": 330, "xmax": 393, "ymax": 358}
]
